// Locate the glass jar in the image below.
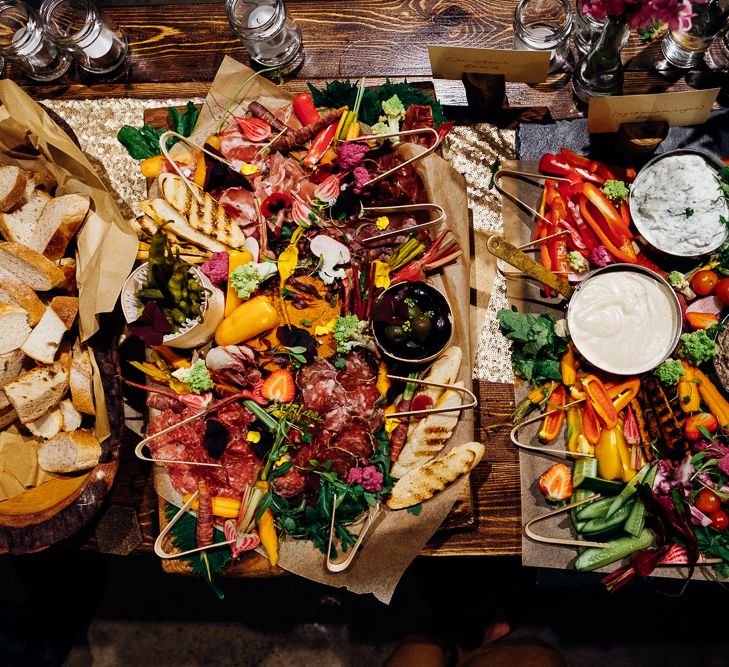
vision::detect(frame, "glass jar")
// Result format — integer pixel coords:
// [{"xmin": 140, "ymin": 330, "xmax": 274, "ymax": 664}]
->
[
  {"xmin": 226, "ymin": 0, "xmax": 302, "ymax": 68},
  {"xmin": 513, "ymin": 0, "xmax": 573, "ymax": 72},
  {"xmin": 0, "ymin": 0, "xmax": 71, "ymax": 81},
  {"xmin": 40, "ymin": 0, "xmax": 127, "ymax": 74},
  {"xmin": 661, "ymin": 0, "xmax": 728, "ymax": 68}
]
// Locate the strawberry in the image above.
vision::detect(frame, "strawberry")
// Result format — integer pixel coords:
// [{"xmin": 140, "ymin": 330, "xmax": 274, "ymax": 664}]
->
[
  {"xmin": 234, "ymin": 116, "xmax": 271, "ymax": 142},
  {"xmin": 538, "ymin": 463, "xmax": 573, "ymax": 503},
  {"xmin": 261, "ymin": 369, "xmax": 295, "ymax": 403},
  {"xmin": 685, "ymin": 311, "xmax": 718, "ymax": 331},
  {"xmin": 685, "ymin": 412, "xmax": 719, "ymax": 441}
]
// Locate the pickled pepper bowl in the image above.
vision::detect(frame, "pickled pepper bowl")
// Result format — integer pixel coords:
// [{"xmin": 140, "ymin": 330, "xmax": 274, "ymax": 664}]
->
[
  {"xmin": 371, "ymin": 281, "xmax": 454, "ymax": 364},
  {"xmin": 121, "ymin": 262, "xmax": 224, "ymax": 349}
]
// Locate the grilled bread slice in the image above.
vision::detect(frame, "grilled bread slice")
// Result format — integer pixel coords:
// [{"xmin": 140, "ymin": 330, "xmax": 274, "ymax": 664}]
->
[
  {"xmin": 159, "ymin": 173, "xmax": 247, "ymax": 249},
  {"xmin": 391, "ymin": 381, "xmax": 465, "ymax": 478},
  {"xmin": 387, "ymin": 442, "xmax": 485, "ymax": 510},
  {"xmin": 139, "ymin": 200, "xmax": 228, "ymax": 254}
]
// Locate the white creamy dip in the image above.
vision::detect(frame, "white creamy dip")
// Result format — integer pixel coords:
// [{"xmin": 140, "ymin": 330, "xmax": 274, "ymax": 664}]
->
[
  {"xmin": 630, "ymin": 154, "xmax": 729, "ymax": 256},
  {"xmin": 567, "ymin": 270, "xmax": 679, "ymax": 375}
]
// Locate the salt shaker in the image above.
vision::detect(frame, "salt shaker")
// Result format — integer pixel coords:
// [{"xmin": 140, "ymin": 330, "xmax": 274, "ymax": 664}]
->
[
  {"xmin": 0, "ymin": 0, "xmax": 71, "ymax": 81},
  {"xmin": 40, "ymin": 0, "xmax": 127, "ymax": 74}
]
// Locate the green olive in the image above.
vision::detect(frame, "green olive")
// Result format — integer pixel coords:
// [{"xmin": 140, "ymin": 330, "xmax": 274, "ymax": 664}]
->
[
  {"xmin": 384, "ymin": 325, "xmax": 407, "ymax": 344},
  {"xmin": 411, "ymin": 314, "xmax": 432, "ymax": 343},
  {"xmin": 407, "ymin": 302, "xmax": 423, "ymax": 319}
]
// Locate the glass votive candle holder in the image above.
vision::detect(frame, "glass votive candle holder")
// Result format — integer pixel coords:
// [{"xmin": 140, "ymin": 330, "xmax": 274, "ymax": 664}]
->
[
  {"xmin": 0, "ymin": 0, "xmax": 71, "ymax": 81},
  {"xmin": 226, "ymin": 0, "xmax": 302, "ymax": 68},
  {"xmin": 40, "ymin": 0, "xmax": 128, "ymax": 74},
  {"xmin": 513, "ymin": 0, "xmax": 573, "ymax": 72},
  {"xmin": 661, "ymin": 0, "xmax": 727, "ymax": 68}
]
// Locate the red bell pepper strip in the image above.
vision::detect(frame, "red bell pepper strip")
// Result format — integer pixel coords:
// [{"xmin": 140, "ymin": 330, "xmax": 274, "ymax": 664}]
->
[
  {"xmin": 292, "ymin": 92, "xmax": 321, "ymax": 126},
  {"xmin": 303, "ymin": 122, "xmax": 338, "ymax": 167},
  {"xmin": 539, "ymin": 152, "xmax": 573, "ymax": 177},
  {"xmin": 583, "ymin": 375, "xmax": 618, "ymax": 429},
  {"xmin": 581, "ymin": 390, "xmax": 601, "ymax": 445},
  {"xmin": 540, "ymin": 223, "xmax": 553, "ymax": 298},
  {"xmin": 595, "ymin": 162, "xmax": 616, "ymax": 182},
  {"xmin": 582, "ymin": 182, "xmax": 632, "ymax": 242},
  {"xmin": 548, "ymin": 210, "xmax": 569, "ymax": 279},
  {"xmin": 619, "ymin": 200, "xmax": 630, "ymax": 229},
  {"xmin": 567, "ymin": 200, "xmax": 600, "ymax": 251},
  {"xmin": 578, "ymin": 195, "xmax": 637, "ymax": 263},
  {"xmin": 559, "ymin": 148, "xmax": 597, "ymax": 172},
  {"xmin": 538, "ymin": 385, "xmax": 567, "ymax": 443}
]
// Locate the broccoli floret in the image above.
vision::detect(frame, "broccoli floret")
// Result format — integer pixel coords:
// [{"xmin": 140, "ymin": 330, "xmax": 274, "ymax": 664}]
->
[
  {"xmin": 567, "ymin": 251, "xmax": 589, "ymax": 273},
  {"xmin": 229, "ymin": 262, "xmax": 276, "ymax": 299},
  {"xmin": 678, "ymin": 330, "xmax": 717, "ymax": 366},
  {"xmin": 332, "ymin": 315, "xmax": 369, "ymax": 353},
  {"xmin": 172, "ymin": 359, "xmax": 213, "ymax": 393},
  {"xmin": 653, "ymin": 358, "xmax": 685, "ymax": 386},
  {"xmin": 668, "ymin": 271, "xmax": 688, "ymax": 290},
  {"xmin": 602, "ymin": 179, "xmax": 629, "ymax": 204}
]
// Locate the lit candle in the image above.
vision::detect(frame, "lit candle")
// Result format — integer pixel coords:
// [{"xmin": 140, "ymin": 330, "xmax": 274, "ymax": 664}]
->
[
  {"xmin": 12, "ymin": 27, "xmax": 42, "ymax": 57},
  {"xmin": 247, "ymin": 5, "xmax": 275, "ymax": 28}
]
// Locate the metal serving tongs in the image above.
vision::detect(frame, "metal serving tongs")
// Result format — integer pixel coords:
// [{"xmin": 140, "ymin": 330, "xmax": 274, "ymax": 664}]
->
[
  {"xmin": 384, "ymin": 375, "xmax": 477, "ymax": 419},
  {"xmin": 524, "ymin": 493, "xmax": 609, "ymax": 549},
  {"xmin": 326, "ymin": 499, "xmax": 383, "ymax": 573},
  {"xmin": 359, "ymin": 203, "xmax": 446, "ymax": 244}
]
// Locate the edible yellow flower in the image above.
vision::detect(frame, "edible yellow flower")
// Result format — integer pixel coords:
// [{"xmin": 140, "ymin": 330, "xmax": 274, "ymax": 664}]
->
[
  {"xmin": 375, "ymin": 216, "xmax": 390, "ymax": 230},
  {"xmin": 373, "ymin": 260, "xmax": 391, "ymax": 289},
  {"xmin": 384, "ymin": 404, "xmax": 399, "ymax": 434},
  {"xmin": 274, "ymin": 455, "xmax": 289, "ymax": 467},
  {"xmin": 314, "ymin": 318, "xmax": 337, "ymax": 336},
  {"xmin": 277, "ymin": 243, "xmax": 298, "ymax": 286},
  {"xmin": 247, "ymin": 431, "xmax": 261, "ymax": 444},
  {"xmin": 240, "ymin": 162, "xmax": 258, "ymax": 175}
]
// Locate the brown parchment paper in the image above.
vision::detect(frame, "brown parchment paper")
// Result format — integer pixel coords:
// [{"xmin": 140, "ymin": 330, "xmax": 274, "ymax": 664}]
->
[
  {"xmin": 153, "ymin": 56, "xmax": 475, "ymax": 604},
  {"xmin": 0, "ymin": 80, "xmax": 138, "ymax": 342},
  {"xmin": 0, "ymin": 427, "xmax": 57, "ymax": 501}
]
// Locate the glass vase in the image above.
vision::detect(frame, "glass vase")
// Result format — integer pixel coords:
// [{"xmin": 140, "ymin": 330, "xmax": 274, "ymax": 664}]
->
[{"xmin": 572, "ymin": 14, "xmax": 629, "ymax": 103}]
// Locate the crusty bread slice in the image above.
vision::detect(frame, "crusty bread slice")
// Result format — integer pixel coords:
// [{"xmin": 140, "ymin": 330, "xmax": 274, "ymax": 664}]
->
[
  {"xmin": 41, "ymin": 194, "xmax": 90, "ymax": 260},
  {"xmin": 0, "ymin": 304, "xmax": 31, "ymax": 355},
  {"xmin": 387, "ymin": 442, "xmax": 485, "ymax": 510},
  {"xmin": 69, "ymin": 343, "xmax": 95, "ymax": 415},
  {"xmin": 392, "ymin": 381, "xmax": 465, "ymax": 478},
  {"xmin": 59, "ymin": 399, "xmax": 82, "ymax": 431},
  {"xmin": 4, "ymin": 361, "xmax": 68, "ymax": 424},
  {"xmin": 0, "ymin": 190, "xmax": 52, "ymax": 249},
  {"xmin": 140, "ymin": 199, "xmax": 229, "ymax": 253},
  {"xmin": 26, "ymin": 408, "xmax": 63, "ymax": 439},
  {"xmin": 0, "ymin": 277, "xmax": 45, "ymax": 326},
  {"xmin": 0, "ymin": 349, "xmax": 26, "ymax": 410},
  {"xmin": 21, "ymin": 297, "xmax": 78, "ymax": 364},
  {"xmin": 0, "ymin": 242, "xmax": 64, "ymax": 291},
  {"xmin": 159, "ymin": 173, "xmax": 247, "ymax": 249},
  {"xmin": 0, "ymin": 166, "xmax": 27, "ymax": 212},
  {"xmin": 0, "ymin": 405, "xmax": 17, "ymax": 429},
  {"xmin": 38, "ymin": 430, "xmax": 101, "ymax": 473},
  {"xmin": 21, "ymin": 170, "xmax": 56, "ymax": 201}
]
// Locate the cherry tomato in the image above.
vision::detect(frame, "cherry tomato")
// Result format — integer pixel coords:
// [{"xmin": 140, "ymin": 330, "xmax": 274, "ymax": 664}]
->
[
  {"xmin": 695, "ymin": 488, "xmax": 721, "ymax": 514},
  {"xmin": 711, "ymin": 510, "xmax": 729, "ymax": 531},
  {"xmin": 691, "ymin": 270, "xmax": 720, "ymax": 296},
  {"xmin": 715, "ymin": 278, "xmax": 729, "ymax": 306}
]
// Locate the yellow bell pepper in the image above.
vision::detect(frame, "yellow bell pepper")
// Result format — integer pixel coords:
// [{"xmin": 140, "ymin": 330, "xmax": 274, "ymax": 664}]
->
[
  {"xmin": 258, "ymin": 507, "xmax": 279, "ymax": 566},
  {"xmin": 560, "ymin": 345, "xmax": 577, "ymax": 387},
  {"xmin": 678, "ymin": 360, "xmax": 700, "ymax": 413},
  {"xmin": 182, "ymin": 494, "xmax": 240, "ymax": 518},
  {"xmin": 215, "ymin": 295, "xmax": 281, "ymax": 346},
  {"xmin": 566, "ymin": 406, "xmax": 583, "ymax": 453},
  {"xmin": 193, "ymin": 151, "xmax": 206, "ymax": 187},
  {"xmin": 224, "ymin": 249, "xmax": 254, "ymax": 317},
  {"xmin": 140, "ymin": 154, "xmax": 166, "ymax": 178},
  {"xmin": 595, "ymin": 426, "xmax": 623, "ymax": 481},
  {"xmin": 205, "ymin": 134, "xmax": 222, "ymax": 151},
  {"xmin": 376, "ymin": 361, "xmax": 391, "ymax": 397},
  {"xmin": 614, "ymin": 424, "xmax": 637, "ymax": 482}
]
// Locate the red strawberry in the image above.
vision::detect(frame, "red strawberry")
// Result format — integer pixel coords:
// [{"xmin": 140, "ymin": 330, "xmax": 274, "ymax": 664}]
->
[
  {"xmin": 538, "ymin": 463, "xmax": 573, "ymax": 503},
  {"xmin": 686, "ymin": 311, "xmax": 718, "ymax": 331},
  {"xmin": 685, "ymin": 412, "xmax": 719, "ymax": 441},
  {"xmin": 261, "ymin": 369, "xmax": 295, "ymax": 403},
  {"xmin": 234, "ymin": 116, "xmax": 271, "ymax": 142}
]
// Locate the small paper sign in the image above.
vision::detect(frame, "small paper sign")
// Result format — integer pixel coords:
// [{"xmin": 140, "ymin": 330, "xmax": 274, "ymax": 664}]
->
[
  {"xmin": 428, "ymin": 45, "xmax": 550, "ymax": 83},
  {"xmin": 587, "ymin": 88, "xmax": 720, "ymax": 133}
]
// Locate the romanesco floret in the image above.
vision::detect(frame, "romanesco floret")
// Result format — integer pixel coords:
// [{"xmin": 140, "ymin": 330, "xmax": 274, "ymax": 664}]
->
[
  {"xmin": 678, "ymin": 330, "xmax": 716, "ymax": 366},
  {"xmin": 668, "ymin": 271, "xmax": 688, "ymax": 290},
  {"xmin": 172, "ymin": 359, "xmax": 213, "ymax": 393},
  {"xmin": 332, "ymin": 315, "xmax": 369, "ymax": 353},
  {"xmin": 370, "ymin": 121, "xmax": 390, "ymax": 136},
  {"xmin": 653, "ymin": 358, "xmax": 685, "ymax": 386},
  {"xmin": 567, "ymin": 251, "xmax": 589, "ymax": 273},
  {"xmin": 601, "ymin": 179, "xmax": 629, "ymax": 203},
  {"xmin": 381, "ymin": 95, "xmax": 405, "ymax": 122},
  {"xmin": 230, "ymin": 262, "xmax": 276, "ymax": 299}
]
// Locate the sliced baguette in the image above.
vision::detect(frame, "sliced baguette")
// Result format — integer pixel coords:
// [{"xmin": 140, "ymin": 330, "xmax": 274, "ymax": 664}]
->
[
  {"xmin": 159, "ymin": 173, "xmax": 247, "ymax": 249},
  {"xmin": 139, "ymin": 199, "xmax": 228, "ymax": 253},
  {"xmin": 59, "ymin": 399, "xmax": 82, "ymax": 431},
  {"xmin": 21, "ymin": 296, "xmax": 78, "ymax": 364},
  {"xmin": 0, "ymin": 166, "xmax": 27, "ymax": 212},
  {"xmin": 69, "ymin": 343, "xmax": 95, "ymax": 415},
  {"xmin": 391, "ymin": 381, "xmax": 465, "ymax": 478},
  {"xmin": 387, "ymin": 442, "xmax": 485, "ymax": 510},
  {"xmin": 0, "ymin": 277, "xmax": 45, "ymax": 326},
  {"xmin": 26, "ymin": 408, "xmax": 63, "ymax": 439},
  {"xmin": 41, "ymin": 194, "xmax": 90, "ymax": 259},
  {"xmin": 38, "ymin": 430, "xmax": 101, "ymax": 473},
  {"xmin": 0, "ymin": 242, "xmax": 64, "ymax": 290},
  {"xmin": 0, "ymin": 303, "xmax": 31, "ymax": 354},
  {"xmin": 0, "ymin": 349, "xmax": 27, "ymax": 410},
  {"xmin": 0, "ymin": 405, "xmax": 17, "ymax": 429},
  {"xmin": 0, "ymin": 190, "xmax": 52, "ymax": 248},
  {"xmin": 4, "ymin": 361, "xmax": 69, "ymax": 424}
]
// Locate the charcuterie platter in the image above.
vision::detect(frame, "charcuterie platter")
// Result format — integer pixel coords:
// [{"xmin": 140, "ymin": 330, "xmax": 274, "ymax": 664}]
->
[{"xmin": 118, "ymin": 57, "xmax": 479, "ymax": 600}]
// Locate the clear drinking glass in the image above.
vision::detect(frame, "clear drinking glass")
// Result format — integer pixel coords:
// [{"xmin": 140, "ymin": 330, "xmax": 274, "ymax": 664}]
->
[
  {"xmin": 226, "ymin": 0, "xmax": 302, "ymax": 67},
  {"xmin": 40, "ymin": 0, "xmax": 127, "ymax": 74},
  {"xmin": 661, "ymin": 0, "xmax": 728, "ymax": 68},
  {"xmin": 0, "ymin": 0, "xmax": 71, "ymax": 81},
  {"xmin": 513, "ymin": 0, "xmax": 573, "ymax": 72}
]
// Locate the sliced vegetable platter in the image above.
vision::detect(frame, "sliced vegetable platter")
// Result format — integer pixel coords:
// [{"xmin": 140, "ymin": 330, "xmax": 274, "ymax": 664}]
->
[{"xmin": 499, "ymin": 146, "xmax": 729, "ymax": 588}]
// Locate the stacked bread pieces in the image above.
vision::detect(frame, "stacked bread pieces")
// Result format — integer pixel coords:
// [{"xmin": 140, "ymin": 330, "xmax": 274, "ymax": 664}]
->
[{"xmin": 0, "ymin": 165, "xmax": 101, "ymax": 474}]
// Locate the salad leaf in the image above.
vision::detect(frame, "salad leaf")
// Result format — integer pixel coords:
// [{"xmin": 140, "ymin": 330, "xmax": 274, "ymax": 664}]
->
[
  {"xmin": 117, "ymin": 101, "xmax": 200, "ymax": 159},
  {"xmin": 695, "ymin": 524, "xmax": 729, "ymax": 578}
]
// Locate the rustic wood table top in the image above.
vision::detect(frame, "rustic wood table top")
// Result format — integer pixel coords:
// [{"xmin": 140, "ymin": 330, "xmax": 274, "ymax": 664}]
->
[{"xmin": 15, "ymin": 0, "xmax": 726, "ymax": 561}]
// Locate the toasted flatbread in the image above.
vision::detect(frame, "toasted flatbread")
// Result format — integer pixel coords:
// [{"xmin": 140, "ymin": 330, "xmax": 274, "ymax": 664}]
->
[
  {"xmin": 139, "ymin": 199, "xmax": 228, "ymax": 254},
  {"xmin": 391, "ymin": 381, "xmax": 465, "ymax": 478},
  {"xmin": 387, "ymin": 442, "xmax": 485, "ymax": 510}
]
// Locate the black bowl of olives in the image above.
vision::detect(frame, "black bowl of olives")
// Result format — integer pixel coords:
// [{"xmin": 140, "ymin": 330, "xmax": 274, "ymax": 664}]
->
[{"xmin": 371, "ymin": 281, "xmax": 453, "ymax": 363}]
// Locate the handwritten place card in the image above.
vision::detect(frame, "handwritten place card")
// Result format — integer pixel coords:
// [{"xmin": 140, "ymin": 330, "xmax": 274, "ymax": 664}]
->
[
  {"xmin": 428, "ymin": 45, "xmax": 549, "ymax": 83},
  {"xmin": 587, "ymin": 88, "xmax": 720, "ymax": 133}
]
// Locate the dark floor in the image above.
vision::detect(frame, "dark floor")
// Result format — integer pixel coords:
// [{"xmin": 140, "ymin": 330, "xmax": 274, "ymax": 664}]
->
[{"xmin": 1, "ymin": 550, "xmax": 728, "ymax": 666}]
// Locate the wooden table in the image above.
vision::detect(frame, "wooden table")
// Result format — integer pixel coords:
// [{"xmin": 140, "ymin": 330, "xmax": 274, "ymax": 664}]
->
[{"xmin": 9, "ymin": 1, "xmax": 728, "ymax": 559}]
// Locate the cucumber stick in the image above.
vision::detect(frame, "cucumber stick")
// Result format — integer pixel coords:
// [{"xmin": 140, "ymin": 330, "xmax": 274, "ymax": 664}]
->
[
  {"xmin": 576, "ymin": 496, "xmax": 614, "ymax": 520},
  {"xmin": 624, "ymin": 499, "xmax": 646, "ymax": 537},
  {"xmin": 573, "ymin": 458, "xmax": 598, "ymax": 489},
  {"xmin": 570, "ymin": 489, "xmax": 597, "ymax": 524},
  {"xmin": 580, "ymin": 501, "xmax": 634, "ymax": 534},
  {"xmin": 606, "ymin": 463, "xmax": 650, "ymax": 518},
  {"xmin": 574, "ymin": 528, "xmax": 654, "ymax": 571}
]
